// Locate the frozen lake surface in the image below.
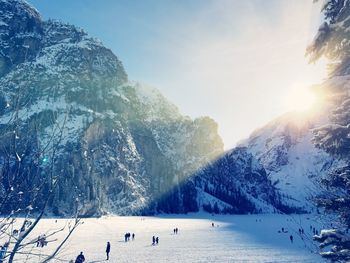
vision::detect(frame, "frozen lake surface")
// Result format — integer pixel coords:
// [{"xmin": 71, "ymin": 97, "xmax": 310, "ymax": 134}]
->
[{"xmin": 12, "ymin": 214, "xmax": 324, "ymax": 262}]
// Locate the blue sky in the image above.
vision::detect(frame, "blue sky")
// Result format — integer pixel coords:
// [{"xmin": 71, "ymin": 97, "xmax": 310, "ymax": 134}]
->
[{"xmin": 28, "ymin": 0, "xmax": 327, "ymax": 149}]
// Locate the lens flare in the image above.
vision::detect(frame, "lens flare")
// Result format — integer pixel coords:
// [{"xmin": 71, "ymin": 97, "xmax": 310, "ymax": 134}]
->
[{"xmin": 285, "ymin": 84, "xmax": 317, "ymax": 113}]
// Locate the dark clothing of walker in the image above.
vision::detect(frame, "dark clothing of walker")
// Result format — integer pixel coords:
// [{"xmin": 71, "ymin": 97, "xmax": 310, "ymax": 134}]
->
[
  {"xmin": 75, "ymin": 252, "xmax": 85, "ymax": 263},
  {"xmin": 106, "ymin": 242, "xmax": 111, "ymax": 260}
]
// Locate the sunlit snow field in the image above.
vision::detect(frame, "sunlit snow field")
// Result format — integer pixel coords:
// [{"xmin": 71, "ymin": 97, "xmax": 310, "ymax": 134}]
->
[{"xmin": 15, "ymin": 214, "xmax": 325, "ymax": 263}]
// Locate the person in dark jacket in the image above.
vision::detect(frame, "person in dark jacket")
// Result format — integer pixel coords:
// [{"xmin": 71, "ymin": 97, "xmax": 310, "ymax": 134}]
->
[
  {"xmin": 155, "ymin": 237, "xmax": 159, "ymax": 245},
  {"xmin": 75, "ymin": 252, "xmax": 85, "ymax": 263},
  {"xmin": 290, "ymin": 235, "xmax": 293, "ymax": 243},
  {"xmin": 152, "ymin": 236, "xmax": 155, "ymax": 245},
  {"xmin": 106, "ymin": 241, "xmax": 111, "ymax": 260}
]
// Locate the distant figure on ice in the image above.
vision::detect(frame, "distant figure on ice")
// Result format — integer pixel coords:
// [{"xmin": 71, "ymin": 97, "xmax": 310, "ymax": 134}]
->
[
  {"xmin": 289, "ymin": 235, "xmax": 293, "ymax": 243},
  {"xmin": 156, "ymin": 237, "xmax": 159, "ymax": 245},
  {"xmin": 212, "ymin": 223, "xmax": 214, "ymax": 227},
  {"xmin": 132, "ymin": 233, "xmax": 135, "ymax": 240},
  {"xmin": 75, "ymin": 252, "xmax": 85, "ymax": 263},
  {"xmin": 36, "ymin": 236, "xmax": 41, "ymax": 247},
  {"xmin": 125, "ymin": 232, "xmax": 131, "ymax": 241},
  {"xmin": 0, "ymin": 245, "xmax": 6, "ymax": 262},
  {"xmin": 106, "ymin": 241, "xmax": 111, "ymax": 260},
  {"xmin": 173, "ymin": 228, "xmax": 176, "ymax": 234},
  {"xmin": 175, "ymin": 228, "xmax": 178, "ymax": 234},
  {"xmin": 152, "ymin": 236, "xmax": 156, "ymax": 245},
  {"xmin": 37, "ymin": 234, "xmax": 47, "ymax": 247}
]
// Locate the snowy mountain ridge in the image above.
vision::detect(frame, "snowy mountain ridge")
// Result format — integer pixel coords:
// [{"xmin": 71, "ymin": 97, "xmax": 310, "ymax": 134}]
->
[
  {"xmin": 0, "ymin": 0, "xmax": 293, "ymax": 216},
  {"xmin": 239, "ymin": 105, "xmax": 345, "ymax": 211}
]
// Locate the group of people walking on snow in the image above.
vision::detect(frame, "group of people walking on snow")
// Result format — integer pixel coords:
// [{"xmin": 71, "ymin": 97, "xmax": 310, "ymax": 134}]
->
[
  {"xmin": 152, "ymin": 235, "xmax": 159, "ymax": 245},
  {"xmin": 124, "ymin": 232, "xmax": 135, "ymax": 242},
  {"xmin": 36, "ymin": 234, "xmax": 48, "ymax": 247},
  {"xmin": 278, "ymin": 223, "xmax": 321, "ymax": 244},
  {"xmin": 310, "ymin": 225, "xmax": 319, "ymax": 235},
  {"xmin": 73, "ymin": 226, "xmax": 181, "ymax": 261}
]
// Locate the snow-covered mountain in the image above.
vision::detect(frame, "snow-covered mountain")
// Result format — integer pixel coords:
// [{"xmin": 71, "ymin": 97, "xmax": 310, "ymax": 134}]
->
[
  {"xmin": 3, "ymin": 0, "xmax": 333, "ymax": 216},
  {"xmin": 0, "ymin": 0, "xmax": 293, "ymax": 216},
  {"xmin": 192, "ymin": 147, "xmax": 291, "ymax": 214},
  {"xmin": 236, "ymin": 106, "xmax": 344, "ymax": 211},
  {"xmin": 0, "ymin": 0, "xmax": 226, "ymax": 216}
]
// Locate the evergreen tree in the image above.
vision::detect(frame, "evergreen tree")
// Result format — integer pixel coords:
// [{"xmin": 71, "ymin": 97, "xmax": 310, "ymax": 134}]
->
[{"xmin": 307, "ymin": 1, "xmax": 350, "ymax": 261}]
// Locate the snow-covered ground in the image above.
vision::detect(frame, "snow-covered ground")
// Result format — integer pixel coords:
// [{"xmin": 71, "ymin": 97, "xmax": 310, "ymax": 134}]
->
[{"xmin": 13, "ymin": 214, "xmax": 325, "ymax": 262}]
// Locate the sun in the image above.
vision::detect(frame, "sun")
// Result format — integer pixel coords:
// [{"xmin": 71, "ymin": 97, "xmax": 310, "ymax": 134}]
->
[{"xmin": 285, "ymin": 84, "xmax": 317, "ymax": 113}]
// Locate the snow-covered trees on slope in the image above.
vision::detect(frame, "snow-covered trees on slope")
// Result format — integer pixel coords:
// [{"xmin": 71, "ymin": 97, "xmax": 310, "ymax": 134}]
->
[
  {"xmin": 308, "ymin": 0, "xmax": 350, "ymax": 261},
  {"xmin": 307, "ymin": 0, "xmax": 350, "ymax": 76},
  {"xmin": 0, "ymin": 85, "xmax": 82, "ymax": 262}
]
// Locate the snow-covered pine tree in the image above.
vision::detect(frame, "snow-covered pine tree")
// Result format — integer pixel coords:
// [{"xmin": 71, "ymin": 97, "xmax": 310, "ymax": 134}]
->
[{"xmin": 307, "ymin": 0, "xmax": 350, "ymax": 261}]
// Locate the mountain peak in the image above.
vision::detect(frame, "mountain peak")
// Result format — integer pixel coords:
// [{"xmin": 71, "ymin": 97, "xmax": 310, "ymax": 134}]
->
[
  {"xmin": 0, "ymin": 0, "xmax": 41, "ymax": 20},
  {"xmin": 0, "ymin": 0, "xmax": 43, "ymax": 76}
]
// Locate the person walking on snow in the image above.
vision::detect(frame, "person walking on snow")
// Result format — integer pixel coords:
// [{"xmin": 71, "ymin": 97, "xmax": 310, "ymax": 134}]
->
[
  {"xmin": 106, "ymin": 241, "xmax": 111, "ymax": 260},
  {"xmin": 75, "ymin": 252, "xmax": 85, "ymax": 263},
  {"xmin": 152, "ymin": 236, "xmax": 155, "ymax": 245},
  {"xmin": 290, "ymin": 235, "xmax": 293, "ymax": 243},
  {"xmin": 155, "ymin": 237, "xmax": 159, "ymax": 245}
]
